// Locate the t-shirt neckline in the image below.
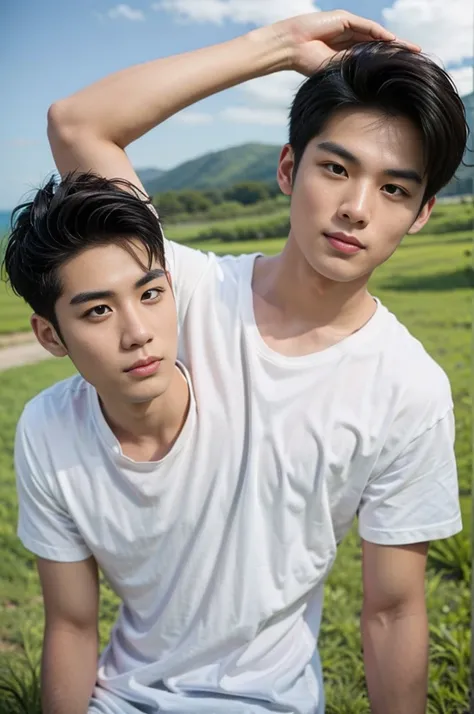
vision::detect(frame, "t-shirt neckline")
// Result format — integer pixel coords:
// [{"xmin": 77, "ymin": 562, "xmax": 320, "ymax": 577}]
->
[
  {"xmin": 89, "ymin": 362, "xmax": 196, "ymax": 472},
  {"xmin": 239, "ymin": 253, "xmax": 389, "ymax": 368}
]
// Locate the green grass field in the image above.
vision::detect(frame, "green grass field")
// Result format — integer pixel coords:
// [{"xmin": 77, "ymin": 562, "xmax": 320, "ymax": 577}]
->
[{"xmin": 0, "ymin": 223, "xmax": 472, "ymax": 712}]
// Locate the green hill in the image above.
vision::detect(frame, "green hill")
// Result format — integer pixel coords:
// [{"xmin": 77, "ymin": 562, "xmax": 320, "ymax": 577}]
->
[
  {"xmin": 142, "ymin": 143, "xmax": 281, "ymax": 194},
  {"xmin": 136, "ymin": 167, "xmax": 165, "ymax": 185}
]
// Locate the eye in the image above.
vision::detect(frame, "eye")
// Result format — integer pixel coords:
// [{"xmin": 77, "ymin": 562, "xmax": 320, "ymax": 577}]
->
[
  {"xmin": 141, "ymin": 287, "xmax": 164, "ymax": 302},
  {"xmin": 84, "ymin": 304, "xmax": 111, "ymax": 318},
  {"xmin": 324, "ymin": 162, "xmax": 348, "ymax": 177},
  {"xmin": 383, "ymin": 184, "xmax": 408, "ymax": 197}
]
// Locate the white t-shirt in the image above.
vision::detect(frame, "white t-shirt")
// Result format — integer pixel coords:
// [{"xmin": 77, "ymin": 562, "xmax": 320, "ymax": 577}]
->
[{"xmin": 15, "ymin": 241, "xmax": 462, "ymax": 714}]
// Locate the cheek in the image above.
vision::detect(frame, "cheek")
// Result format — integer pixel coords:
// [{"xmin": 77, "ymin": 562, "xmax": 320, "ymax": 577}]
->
[
  {"xmin": 373, "ymin": 206, "xmax": 417, "ymax": 251},
  {"xmin": 159, "ymin": 299, "xmax": 178, "ymax": 335},
  {"xmin": 291, "ymin": 171, "xmax": 335, "ymax": 222},
  {"xmin": 62, "ymin": 327, "xmax": 114, "ymax": 377}
]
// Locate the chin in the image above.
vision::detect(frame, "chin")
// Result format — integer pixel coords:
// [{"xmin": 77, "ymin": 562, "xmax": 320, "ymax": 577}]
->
[
  {"xmin": 124, "ymin": 393, "xmax": 164, "ymax": 406},
  {"xmin": 129, "ymin": 386, "xmax": 169, "ymax": 403},
  {"xmin": 120, "ymin": 378, "xmax": 169, "ymax": 404},
  {"xmin": 305, "ymin": 262, "xmax": 356, "ymax": 284},
  {"xmin": 306, "ymin": 255, "xmax": 370, "ymax": 284}
]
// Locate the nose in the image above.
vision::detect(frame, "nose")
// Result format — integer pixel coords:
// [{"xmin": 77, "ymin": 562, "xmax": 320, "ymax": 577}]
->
[
  {"xmin": 120, "ymin": 307, "xmax": 153, "ymax": 351},
  {"xmin": 337, "ymin": 182, "xmax": 372, "ymax": 228}
]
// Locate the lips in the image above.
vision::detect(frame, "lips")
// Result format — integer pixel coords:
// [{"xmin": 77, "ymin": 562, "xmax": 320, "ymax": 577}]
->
[
  {"xmin": 323, "ymin": 232, "xmax": 366, "ymax": 256},
  {"xmin": 124, "ymin": 357, "xmax": 159, "ymax": 372},
  {"xmin": 324, "ymin": 232, "xmax": 364, "ymax": 249}
]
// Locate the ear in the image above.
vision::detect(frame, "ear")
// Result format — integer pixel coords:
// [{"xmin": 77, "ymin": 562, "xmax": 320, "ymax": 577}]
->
[
  {"xmin": 407, "ymin": 196, "xmax": 436, "ymax": 235},
  {"xmin": 277, "ymin": 144, "xmax": 295, "ymax": 196},
  {"xmin": 30, "ymin": 314, "xmax": 68, "ymax": 358}
]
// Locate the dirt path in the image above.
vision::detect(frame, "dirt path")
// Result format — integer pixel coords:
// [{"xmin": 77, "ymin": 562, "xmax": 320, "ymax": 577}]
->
[
  {"xmin": 0, "ymin": 332, "xmax": 38, "ymax": 348},
  {"xmin": 0, "ymin": 333, "xmax": 52, "ymax": 372}
]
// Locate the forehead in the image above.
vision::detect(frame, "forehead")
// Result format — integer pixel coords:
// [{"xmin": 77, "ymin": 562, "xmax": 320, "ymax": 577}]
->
[
  {"xmin": 314, "ymin": 108, "xmax": 425, "ymax": 173},
  {"xmin": 58, "ymin": 241, "xmax": 159, "ymax": 295}
]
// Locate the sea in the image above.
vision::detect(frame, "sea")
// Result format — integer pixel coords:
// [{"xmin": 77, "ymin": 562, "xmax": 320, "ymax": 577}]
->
[{"xmin": 0, "ymin": 210, "xmax": 12, "ymax": 236}]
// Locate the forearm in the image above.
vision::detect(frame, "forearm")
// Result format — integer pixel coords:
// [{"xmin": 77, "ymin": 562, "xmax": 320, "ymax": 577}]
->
[
  {"xmin": 48, "ymin": 28, "xmax": 289, "ymax": 149},
  {"xmin": 41, "ymin": 625, "xmax": 98, "ymax": 714},
  {"xmin": 362, "ymin": 607, "xmax": 429, "ymax": 714}
]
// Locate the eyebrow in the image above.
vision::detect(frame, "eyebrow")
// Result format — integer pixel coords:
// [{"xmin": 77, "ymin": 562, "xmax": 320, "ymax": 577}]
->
[
  {"xmin": 384, "ymin": 168, "xmax": 423, "ymax": 184},
  {"xmin": 316, "ymin": 141, "xmax": 423, "ymax": 184},
  {"xmin": 69, "ymin": 268, "xmax": 165, "ymax": 306}
]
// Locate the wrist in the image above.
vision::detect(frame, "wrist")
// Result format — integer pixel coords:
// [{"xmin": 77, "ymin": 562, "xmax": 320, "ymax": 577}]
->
[{"xmin": 244, "ymin": 24, "xmax": 293, "ymax": 75}]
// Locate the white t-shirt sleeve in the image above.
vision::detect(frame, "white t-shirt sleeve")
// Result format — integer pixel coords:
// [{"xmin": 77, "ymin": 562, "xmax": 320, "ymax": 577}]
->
[
  {"xmin": 15, "ymin": 409, "xmax": 92, "ymax": 562},
  {"xmin": 164, "ymin": 237, "xmax": 213, "ymax": 326},
  {"xmin": 358, "ymin": 409, "xmax": 462, "ymax": 545}
]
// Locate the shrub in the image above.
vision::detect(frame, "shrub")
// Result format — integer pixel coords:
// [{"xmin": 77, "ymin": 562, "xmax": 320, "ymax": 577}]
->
[{"xmin": 196, "ymin": 215, "xmax": 290, "ymax": 243}]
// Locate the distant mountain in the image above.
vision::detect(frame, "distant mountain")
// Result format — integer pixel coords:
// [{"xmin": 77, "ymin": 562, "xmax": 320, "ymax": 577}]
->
[
  {"xmin": 141, "ymin": 143, "xmax": 281, "ymax": 195},
  {"xmin": 136, "ymin": 167, "xmax": 165, "ymax": 185}
]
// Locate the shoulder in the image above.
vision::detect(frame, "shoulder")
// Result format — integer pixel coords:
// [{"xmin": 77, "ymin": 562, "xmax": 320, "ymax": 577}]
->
[
  {"xmin": 375, "ymin": 306, "xmax": 453, "ymax": 441},
  {"xmin": 384, "ymin": 309, "xmax": 451, "ymax": 395},
  {"xmin": 18, "ymin": 374, "xmax": 91, "ymax": 441},
  {"xmin": 164, "ymin": 237, "xmax": 259, "ymax": 319},
  {"xmin": 165, "ymin": 237, "xmax": 257, "ymax": 281}
]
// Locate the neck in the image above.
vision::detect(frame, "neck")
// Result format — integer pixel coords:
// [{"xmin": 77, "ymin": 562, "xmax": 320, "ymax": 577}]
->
[
  {"xmin": 257, "ymin": 234, "xmax": 374, "ymax": 327},
  {"xmin": 99, "ymin": 365, "xmax": 190, "ymax": 460}
]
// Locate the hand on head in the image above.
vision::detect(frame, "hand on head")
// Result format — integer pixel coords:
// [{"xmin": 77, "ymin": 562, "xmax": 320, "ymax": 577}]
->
[{"xmin": 264, "ymin": 9, "xmax": 420, "ymax": 76}]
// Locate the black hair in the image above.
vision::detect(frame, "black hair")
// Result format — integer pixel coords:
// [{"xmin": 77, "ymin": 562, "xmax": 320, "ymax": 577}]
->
[
  {"xmin": 1, "ymin": 172, "xmax": 165, "ymax": 336},
  {"xmin": 289, "ymin": 42, "xmax": 469, "ymax": 204}
]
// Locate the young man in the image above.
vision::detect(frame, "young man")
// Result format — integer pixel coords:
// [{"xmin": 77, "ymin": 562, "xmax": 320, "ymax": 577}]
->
[{"xmin": 8, "ymin": 9, "xmax": 466, "ymax": 714}]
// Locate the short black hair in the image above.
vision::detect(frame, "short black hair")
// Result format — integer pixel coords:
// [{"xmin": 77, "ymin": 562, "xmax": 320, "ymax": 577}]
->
[
  {"xmin": 289, "ymin": 42, "xmax": 469, "ymax": 204},
  {"xmin": 2, "ymin": 172, "xmax": 165, "ymax": 333}
]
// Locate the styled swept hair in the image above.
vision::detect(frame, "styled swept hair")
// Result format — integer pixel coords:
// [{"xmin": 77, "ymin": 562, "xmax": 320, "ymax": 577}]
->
[
  {"xmin": 289, "ymin": 42, "xmax": 469, "ymax": 204},
  {"xmin": 2, "ymin": 172, "xmax": 165, "ymax": 331}
]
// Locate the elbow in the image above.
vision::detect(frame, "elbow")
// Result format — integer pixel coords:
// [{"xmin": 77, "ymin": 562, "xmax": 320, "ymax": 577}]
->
[
  {"xmin": 47, "ymin": 99, "xmax": 82, "ymax": 150},
  {"xmin": 361, "ymin": 596, "xmax": 427, "ymax": 630}
]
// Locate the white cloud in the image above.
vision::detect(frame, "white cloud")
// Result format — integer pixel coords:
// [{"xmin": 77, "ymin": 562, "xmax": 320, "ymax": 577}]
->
[
  {"xmin": 220, "ymin": 106, "xmax": 287, "ymax": 126},
  {"xmin": 449, "ymin": 66, "xmax": 473, "ymax": 97},
  {"xmin": 224, "ymin": 73, "xmax": 303, "ymax": 127},
  {"xmin": 156, "ymin": 0, "xmax": 319, "ymax": 25},
  {"xmin": 383, "ymin": 0, "xmax": 473, "ymax": 66},
  {"xmin": 108, "ymin": 4, "xmax": 145, "ymax": 21},
  {"xmin": 240, "ymin": 72, "xmax": 304, "ymax": 108},
  {"xmin": 175, "ymin": 111, "xmax": 214, "ymax": 125}
]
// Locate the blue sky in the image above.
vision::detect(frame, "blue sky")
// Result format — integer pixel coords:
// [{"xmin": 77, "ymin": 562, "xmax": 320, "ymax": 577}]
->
[{"xmin": 1, "ymin": 0, "xmax": 472, "ymax": 210}]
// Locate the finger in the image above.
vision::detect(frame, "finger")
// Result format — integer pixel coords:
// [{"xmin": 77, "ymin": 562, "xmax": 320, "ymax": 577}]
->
[
  {"xmin": 305, "ymin": 10, "xmax": 395, "ymax": 43},
  {"xmin": 391, "ymin": 37, "xmax": 421, "ymax": 52},
  {"xmin": 335, "ymin": 10, "xmax": 396, "ymax": 41},
  {"xmin": 329, "ymin": 32, "xmax": 386, "ymax": 49},
  {"xmin": 335, "ymin": 11, "xmax": 421, "ymax": 51},
  {"xmin": 330, "ymin": 32, "xmax": 421, "ymax": 53}
]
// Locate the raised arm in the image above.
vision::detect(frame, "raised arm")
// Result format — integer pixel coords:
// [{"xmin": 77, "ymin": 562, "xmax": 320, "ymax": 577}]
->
[
  {"xmin": 38, "ymin": 556, "xmax": 99, "ymax": 714},
  {"xmin": 47, "ymin": 11, "xmax": 398, "ymax": 184}
]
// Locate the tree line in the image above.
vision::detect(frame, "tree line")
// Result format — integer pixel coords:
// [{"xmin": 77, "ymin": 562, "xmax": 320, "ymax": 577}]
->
[{"xmin": 153, "ymin": 181, "xmax": 282, "ymax": 219}]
